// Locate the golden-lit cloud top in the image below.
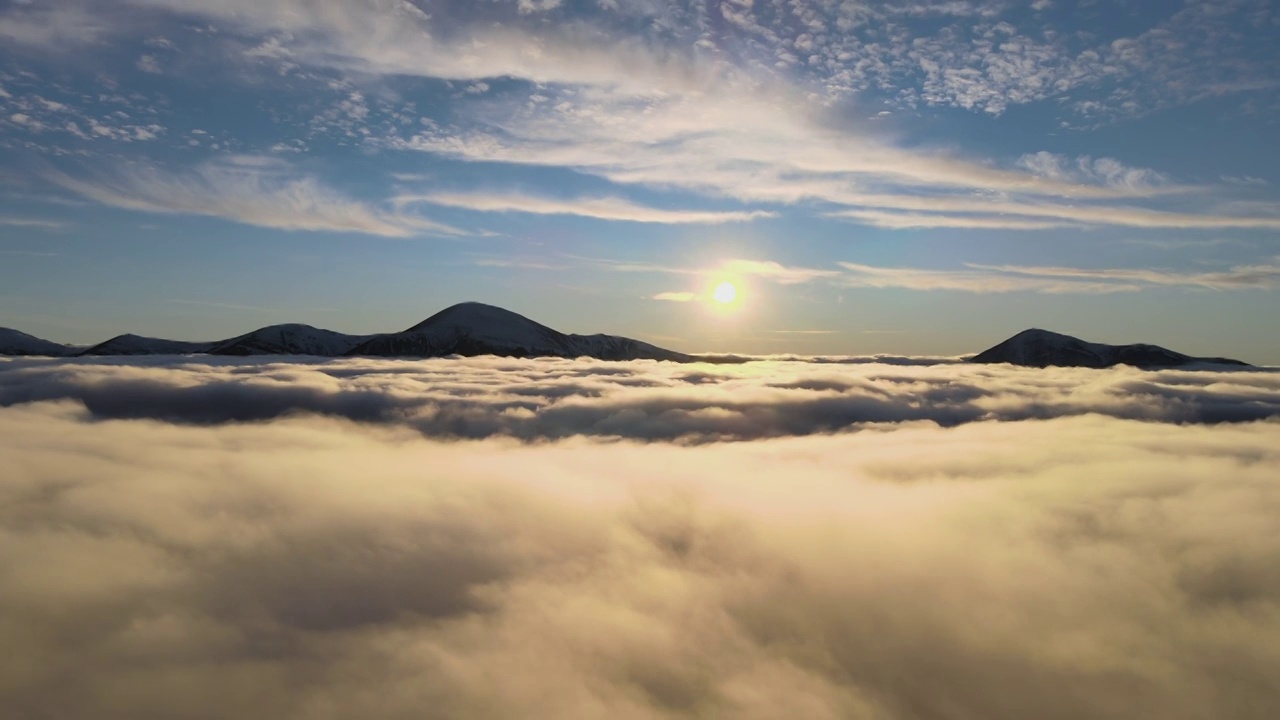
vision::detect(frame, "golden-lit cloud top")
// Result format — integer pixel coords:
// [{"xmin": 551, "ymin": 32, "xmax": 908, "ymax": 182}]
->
[{"xmin": 2, "ymin": 356, "xmax": 1280, "ymax": 716}]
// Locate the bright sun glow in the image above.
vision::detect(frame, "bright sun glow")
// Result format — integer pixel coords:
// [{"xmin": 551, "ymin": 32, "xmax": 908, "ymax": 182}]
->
[{"xmin": 712, "ymin": 281, "xmax": 738, "ymax": 304}]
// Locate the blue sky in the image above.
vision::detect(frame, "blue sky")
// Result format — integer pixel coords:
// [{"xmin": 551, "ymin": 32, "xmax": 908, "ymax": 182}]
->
[{"xmin": 1, "ymin": 0, "xmax": 1278, "ymax": 359}]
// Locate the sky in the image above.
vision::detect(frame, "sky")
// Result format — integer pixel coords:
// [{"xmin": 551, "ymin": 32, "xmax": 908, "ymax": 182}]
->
[
  {"xmin": 3, "ymin": 353, "xmax": 1280, "ymax": 717},
  {"xmin": 0, "ymin": 0, "xmax": 1278, "ymax": 360}
]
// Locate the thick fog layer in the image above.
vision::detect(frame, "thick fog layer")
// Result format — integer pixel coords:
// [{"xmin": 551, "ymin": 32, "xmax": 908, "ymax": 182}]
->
[
  {"xmin": 2, "ymin": 356, "xmax": 1279, "ymax": 718},
  {"xmin": 1, "ymin": 356, "xmax": 1278, "ymax": 441}
]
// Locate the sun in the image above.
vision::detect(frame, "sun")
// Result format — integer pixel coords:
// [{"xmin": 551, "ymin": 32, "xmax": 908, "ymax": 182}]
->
[{"xmin": 712, "ymin": 281, "xmax": 738, "ymax": 304}]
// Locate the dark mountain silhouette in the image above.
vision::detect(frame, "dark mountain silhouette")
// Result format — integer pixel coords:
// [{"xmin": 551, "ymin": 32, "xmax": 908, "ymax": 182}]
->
[
  {"xmin": 3, "ymin": 315, "xmax": 1255, "ymax": 369},
  {"xmin": 970, "ymin": 329, "xmax": 1250, "ymax": 369},
  {"xmin": 80, "ymin": 334, "xmax": 220, "ymax": 356},
  {"xmin": 1, "ymin": 303, "xmax": 690, "ymax": 362},
  {"xmin": 0, "ymin": 327, "xmax": 80, "ymax": 356},
  {"xmin": 348, "ymin": 302, "xmax": 689, "ymax": 361},
  {"xmin": 209, "ymin": 324, "xmax": 374, "ymax": 357}
]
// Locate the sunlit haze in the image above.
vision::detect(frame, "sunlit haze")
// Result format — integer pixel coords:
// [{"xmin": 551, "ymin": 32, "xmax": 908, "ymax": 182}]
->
[
  {"xmin": 2, "ymin": 3, "xmax": 1280, "ymax": 718},
  {"xmin": 0, "ymin": 1, "xmax": 1277, "ymax": 359}
]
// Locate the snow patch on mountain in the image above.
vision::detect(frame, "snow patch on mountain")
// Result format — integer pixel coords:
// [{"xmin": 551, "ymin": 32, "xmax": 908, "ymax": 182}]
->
[
  {"xmin": 0, "ymin": 328, "xmax": 79, "ymax": 357},
  {"xmin": 211, "ymin": 324, "xmax": 374, "ymax": 357}
]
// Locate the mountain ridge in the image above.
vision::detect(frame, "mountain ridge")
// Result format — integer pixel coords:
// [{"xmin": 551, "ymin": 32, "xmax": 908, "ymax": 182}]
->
[
  {"xmin": 970, "ymin": 328, "xmax": 1250, "ymax": 369},
  {"xmin": 349, "ymin": 302, "xmax": 688, "ymax": 361},
  {"xmin": 1, "ymin": 302, "xmax": 692, "ymax": 362},
  {"xmin": 81, "ymin": 334, "xmax": 220, "ymax": 357},
  {"xmin": 1, "ymin": 314, "xmax": 1256, "ymax": 368},
  {"xmin": 0, "ymin": 327, "xmax": 82, "ymax": 357},
  {"xmin": 209, "ymin": 324, "xmax": 376, "ymax": 357}
]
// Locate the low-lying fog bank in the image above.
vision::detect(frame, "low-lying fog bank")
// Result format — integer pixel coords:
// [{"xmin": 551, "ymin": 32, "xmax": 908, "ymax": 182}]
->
[{"xmin": 2, "ymin": 356, "xmax": 1279, "ymax": 718}]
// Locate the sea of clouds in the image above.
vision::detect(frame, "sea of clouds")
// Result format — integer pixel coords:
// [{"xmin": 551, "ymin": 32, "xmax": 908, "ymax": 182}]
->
[{"xmin": 3, "ymin": 355, "xmax": 1280, "ymax": 718}]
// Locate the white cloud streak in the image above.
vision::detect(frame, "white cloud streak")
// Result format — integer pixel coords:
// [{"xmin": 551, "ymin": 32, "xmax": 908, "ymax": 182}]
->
[
  {"xmin": 968, "ymin": 262, "xmax": 1280, "ymax": 291},
  {"xmin": 652, "ymin": 291, "xmax": 697, "ymax": 302},
  {"xmin": 578, "ymin": 256, "xmax": 838, "ymax": 286},
  {"xmin": 0, "ymin": 216, "xmax": 64, "ymax": 231},
  {"xmin": 829, "ymin": 209, "xmax": 1078, "ymax": 230},
  {"xmin": 838, "ymin": 262, "xmax": 1144, "ymax": 295},
  {"xmin": 838, "ymin": 260, "xmax": 1280, "ymax": 294},
  {"xmin": 826, "ymin": 194, "xmax": 1280, "ymax": 230},
  {"xmin": 398, "ymin": 192, "xmax": 775, "ymax": 225},
  {"xmin": 45, "ymin": 157, "xmax": 468, "ymax": 238},
  {"xmin": 505, "ymin": 253, "xmax": 1280, "ymax": 296},
  {"xmin": 719, "ymin": 259, "xmax": 840, "ymax": 284}
]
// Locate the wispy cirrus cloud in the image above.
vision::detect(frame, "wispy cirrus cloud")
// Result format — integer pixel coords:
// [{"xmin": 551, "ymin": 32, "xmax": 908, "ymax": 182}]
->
[
  {"xmin": 719, "ymin": 259, "xmax": 840, "ymax": 285},
  {"xmin": 397, "ymin": 192, "xmax": 775, "ymax": 225},
  {"xmin": 473, "ymin": 257, "xmax": 567, "ymax": 271},
  {"xmin": 90, "ymin": 2, "xmax": 1249, "ymax": 218},
  {"xmin": 829, "ymin": 209, "xmax": 1078, "ymax": 231},
  {"xmin": 826, "ymin": 193, "xmax": 1280, "ymax": 230},
  {"xmin": 483, "ymin": 252, "xmax": 1280, "ymax": 297},
  {"xmin": 969, "ymin": 261, "xmax": 1280, "ymax": 291},
  {"xmin": 17, "ymin": 0, "xmax": 1275, "ymax": 128},
  {"xmin": 396, "ymin": 84, "xmax": 1280, "ymax": 232},
  {"xmin": 472, "ymin": 255, "xmax": 837, "ymax": 303},
  {"xmin": 580, "ymin": 256, "xmax": 837, "ymax": 285},
  {"xmin": 45, "ymin": 157, "xmax": 468, "ymax": 238},
  {"xmin": 1223, "ymin": 175, "xmax": 1269, "ymax": 187},
  {"xmin": 651, "ymin": 291, "xmax": 697, "ymax": 302},
  {"xmin": 838, "ymin": 262, "xmax": 1141, "ymax": 294},
  {"xmin": 839, "ymin": 259, "xmax": 1280, "ymax": 294},
  {"xmin": 0, "ymin": 216, "xmax": 64, "ymax": 231},
  {"xmin": 5, "ymin": 0, "xmax": 1276, "ymax": 237}
]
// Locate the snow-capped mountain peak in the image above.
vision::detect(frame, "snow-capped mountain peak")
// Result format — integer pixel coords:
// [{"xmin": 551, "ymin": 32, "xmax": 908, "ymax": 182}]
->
[
  {"xmin": 210, "ymin": 324, "xmax": 373, "ymax": 357},
  {"xmin": 399, "ymin": 302, "xmax": 575, "ymax": 353}
]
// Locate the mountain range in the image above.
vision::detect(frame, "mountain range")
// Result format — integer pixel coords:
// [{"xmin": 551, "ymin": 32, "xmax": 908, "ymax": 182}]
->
[
  {"xmin": 0, "ymin": 302, "xmax": 691, "ymax": 362},
  {"xmin": 0, "ymin": 306, "xmax": 1254, "ymax": 368}
]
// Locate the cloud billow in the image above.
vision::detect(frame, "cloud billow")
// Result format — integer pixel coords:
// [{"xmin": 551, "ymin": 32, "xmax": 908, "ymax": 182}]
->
[
  {"xmin": 1, "ymin": 356, "xmax": 1278, "ymax": 442},
  {"xmin": 2, "ymin": 385, "xmax": 1280, "ymax": 717}
]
